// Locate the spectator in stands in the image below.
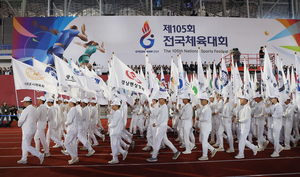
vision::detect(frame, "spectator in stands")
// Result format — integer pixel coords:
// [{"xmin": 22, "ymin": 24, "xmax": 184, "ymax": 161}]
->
[
  {"xmin": 190, "ymin": 62, "xmax": 195, "ymax": 73},
  {"xmin": 184, "ymin": 62, "xmax": 189, "ymax": 72},
  {"xmin": 203, "ymin": 61, "xmax": 208, "ymax": 73},
  {"xmin": 8, "ymin": 105, "xmax": 18, "ymax": 127},
  {"xmin": 233, "ymin": 48, "xmax": 241, "ymax": 67},
  {"xmin": 0, "ymin": 67, "xmax": 2, "ymax": 75},
  {"xmin": 1, "ymin": 101, "xmax": 10, "ymax": 125},
  {"xmin": 195, "ymin": 62, "xmax": 198, "ymax": 74},
  {"xmin": 259, "ymin": 46, "xmax": 264, "ymax": 66},
  {"xmin": 93, "ymin": 62, "xmax": 97, "ymax": 67}
]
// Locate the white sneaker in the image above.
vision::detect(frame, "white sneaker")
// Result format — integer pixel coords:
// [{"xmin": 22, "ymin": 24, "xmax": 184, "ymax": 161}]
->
[
  {"xmin": 263, "ymin": 140, "xmax": 269, "ymax": 149},
  {"xmin": 211, "ymin": 149, "xmax": 217, "ymax": 158},
  {"xmin": 235, "ymin": 154, "xmax": 244, "ymax": 159},
  {"xmin": 209, "ymin": 140, "xmax": 215, "ymax": 144},
  {"xmin": 198, "ymin": 156, "xmax": 208, "ymax": 161},
  {"xmin": 108, "ymin": 159, "xmax": 119, "ymax": 164},
  {"xmin": 92, "ymin": 143, "xmax": 99, "ymax": 147},
  {"xmin": 122, "ymin": 151, "xmax": 128, "ymax": 161},
  {"xmin": 257, "ymin": 147, "xmax": 264, "ymax": 152},
  {"xmin": 69, "ymin": 157, "xmax": 79, "ymax": 165},
  {"xmin": 284, "ymin": 146, "xmax": 291, "ymax": 150},
  {"xmin": 182, "ymin": 150, "xmax": 192, "ymax": 154},
  {"xmin": 190, "ymin": 143, "xmax": 195, "ymax": 151},
  {"xmin": 212, "ymin": 144, "xmax": 219, "ymax": 147},
  {"xmin": 235, "ymin": 140, "xmax": 239, "ymax": 143},
  {"xmin": 175, "ymin": 138, "xmax": 180, "ymax": 142},
  {"xmin": 39, "ymin": 154, "xmax": 44, "ymax": 164},
  {"xmin": 226, "ymin": 148, "xmax": 235, "ymax": 153},
  {"xmin": 61, "ymin": 150, "xmax": 69, "ymax": 156},
  {"xmin": 179, "ymin": 145, "xmax": 186, "ymax": 148},
  {"xmin": 279, "ymin": 146, "xmax": 284, "ymax": 153},
  {"xmin": 53, "ymin": 144, "xmax": 61, "ymax": 148},
  {"xmin": 17, "ymin": 159, "xmax": 27, "ymax": 164},
  {"xmin": 44, "ymin": 153, "xmax": 51, "ymax": 157},
  {"xmin": 142, "ymin": 146, "xmax": 151, "ymax": 151},
  {"xmin": 102, "ymin": 135, "xmax": 105, "ymax": 142},
  {"xmin": 80, "ymin": 147, "xmax": 88, "ymax": 151},
  {"xmin": 217, "ymin": 148, "xmax": 224, "ymax": 152},
  {"xmin": 125, "ymin": 144, "xmax": 130, "ymax": 151},
  {"xmin": 270, "ymin": 152, "xmax": 279, "ymax": 157},
  {"xmin": 86, "ymin": 150, "xmax": 95, "ymax": 157},
  {"xmin": 253, "ymin": 146, "xmax": 258, "ymax": 156},
  {"xmin": 293, "ymin": 139, "xmax": 298, "ymax": 148}
]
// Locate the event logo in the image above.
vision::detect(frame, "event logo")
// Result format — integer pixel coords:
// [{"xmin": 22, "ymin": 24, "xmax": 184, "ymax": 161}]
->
[
  {"xmin": 26, "ymin": 68, "xmax": 45, "ymax": 80},
  {"xmin": 45, "ymin": 66, "xmax": 58, "ymax": 80},
  {"xmin": 220, "ymin": 70, "xmax": 229, "ymax": 87},
  {"xmin": 140, "ymin": 21, "xmax": 155, "ymax": 49},
  {"xmin": 126, "ymin": 70, "xmax": 142, "ymax": 84}
]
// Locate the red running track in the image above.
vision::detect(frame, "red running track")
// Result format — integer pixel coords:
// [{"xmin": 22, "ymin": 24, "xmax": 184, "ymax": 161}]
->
[{"xmin": 0, "ymin": 119, "xmax": 300, "ymax": 177}]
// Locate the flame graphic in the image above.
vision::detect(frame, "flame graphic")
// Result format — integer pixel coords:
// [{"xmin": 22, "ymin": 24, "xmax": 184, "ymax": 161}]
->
[{"xmin": 140, "ymin": 21, "xmax": 155, "ymax": 49}]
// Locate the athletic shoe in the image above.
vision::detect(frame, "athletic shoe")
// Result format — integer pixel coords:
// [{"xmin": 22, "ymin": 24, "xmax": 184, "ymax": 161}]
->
[
  {"xmin": 226, "ymin": 148, "xmax": 235, "ymax": 153},
  {"xmin": 182, "ymin": 150, "xmax": 192, "ymax": 154},
  {"xmin": 179, "ymin": 145, "xmax": 186, "ymax": 148},
  {"xmin": 61, "ymin": 150, "xmax": 70, "ymax": 156},
  {"xmin": 39, "ymin": 154, "xmax": 44, "ymax": 164},
  {"xmin": 125, "ymin": 144, "xmax": 130, "ymax": 151},
  {"xmin": 293, "ymin": 139, "xmax": 298, "ymax": 148},
  {"xmin": 253, "ymin": 146, "xmax": 258, "ymax": 156},
  {"xmin": 110, "ymin": 152, "xmax": 121, "ymax": 155},
  {"xmin": 17, "ymin": 159, "xmax": 27, "ymax": 164},
  {"xmin": 147, "ymin": 157, "xmax": 158, "ymax": 162},
  {"xmin": 257, "ymin": 147, "xmax": 264, "ymax": 152},
  {"xmin": 160, "ymin": 145, "xmax": 166, "ymax": 150},
  {"xmin": 86, "ymin": 150, "xmax": 95, "ymax": 157},
  {"xmin": 190, "ymin": 143, "xmax": 195, "ymax": 151},
  {"xmin": 44, "ymin": 153, "xmax": 51, "ymax": 157},
  {"xmin": 80, "ymin": 147, "xmax": 88, "ymax": 151},
  {"xmin": 102, "ymin": 135, "xmax": 105, "ymax": 142},
  {"xmin": 130, "ymin": 134, "xmax": 133, "ymax": 140},
  {"xmin": 209, "ymin": 140, "xmax": 215, "ymax": 144},
  {"xmin": 211, "ymin": 149, "xmax": 217, "ymax": 158},
  {"xmin": 92, "ymin": 143, "xmax": 99, "ymax": 147},
  {"xmin": 53, "ymin": 144, "xmax": 61, "ymax": 148},
  {"xmin": 193, "ymin": 146, "xmax": 197, "ymax": 150},
  {"xmin": 198, "ymin": 156, "xmax": 208, "ymax": 161},
  {"xmin": 172, "ymin": 151, "xmax": 181, "ymax": 160},
  {"xmin": 270, "ymin": 152, "xmax": 279, "ymax": 157},
  {"xmin": 279, "ymin": 146, "xmax": 284, "ymax": 153},
  {"xmin": 212, "ymin": 144, "xmax": 219, "ymax": 147},
  {"xmin": 122, "ymin": 151, "xmax": 128, "ymax": 161},
  {"xmin": 69, "ymin": 157, "xmax": 79, "ymax": 165},
  {"xmin": 175, "ymin": 137, "xmax": 180, "ymax": 142},
  {"xmin": 131, "ymin": 141, "xmax": 135, "ymax": 149},
  {"xmin": 41, "ymin": 149, "xmax": 45, "ymax": 152},
  {"xmin": 284, "ymin": 146, "xmax": 291, "ymax": 150},
  {"xmin": 235, "ymin": 154, "xmax": 244, "ymax": 159},
  {"xmin": 263, "ymin": 140, "xmax": 269, "ymax": 149},
  {"xmin": 142, "ymin": 146, "xmax": 151, "ymax": 151},
  {"xmin": 235, "ymin": 140, "xmax": 239, "ymax": 143},
  {"xmin": 217, "ymin": 148, "xmax": 224, "ymax": 152}
]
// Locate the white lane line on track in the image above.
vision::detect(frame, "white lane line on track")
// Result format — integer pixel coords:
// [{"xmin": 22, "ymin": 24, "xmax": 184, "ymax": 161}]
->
[{"xmin": 0, "ymin": 156, "xmax": 300, "ymax": 169}]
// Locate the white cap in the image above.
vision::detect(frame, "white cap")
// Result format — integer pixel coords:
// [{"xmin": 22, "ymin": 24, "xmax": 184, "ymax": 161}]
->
[
  {"xmin": 58, "ymin": 97, "xmax": 64, "ymax": 101},
  {"xmin": 21, "ymin": 96, "xmax": 32, "ymax": 102},
  {"xmin": 158, "ymin": 93, "xmax": 168, "ymax": 100},
  {"xmin": 64, "ymin": 99, "xmax": 69, "ymax": 102},
  {"xmin": 238, "ymin": 95, "xmax": 249, "ymax": 100},
  {"xmin": 111, "ymin": 99, "xmax": 121, "ymax": 106},
  {"xmin": 37, "ymin": 96, "xmax": 46, "ymax": 101},
  {"xmin": 69, "ymin": 98, "xmax": 77, "ymax": 103},
  {"xmin": 269, "ymin": 94, "xmax": 279, "ymax": 99},
  {"xmin": 200, "ymin": 94, "xmax": 209, "ymax": 101},
  {"xmin": 76, "ymin": 98, "xmax": 81, "ymax": 102},
  {"xmin": 90, "ymin": 99, "xmax": 97, "ymax": 103},
  {"xmin": 181, "ymin": 93, "xmax": 190, "ymax": 100},
  {"xmin": 252, "ymin": 94, "xmax": 262, "ymax": 99},
  {"xmin": 209, "ymin": 94, "xmax": 215, "ymax": 98},
  {"xmin": 46, "ymin": 98, "xmax": 54, "ymax": 102},
  {"xmin": 82, "ymin": 99, "xmax": 89, "ymax": 103}
]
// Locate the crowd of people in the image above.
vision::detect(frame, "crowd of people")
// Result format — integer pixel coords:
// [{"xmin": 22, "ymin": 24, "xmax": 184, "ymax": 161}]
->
[
  {"xmin": 0, "ymin": 66, "xmax": 13, "ymax": 75},
  {"xmin": 14, "ymin": 87, "xmax": 300, "ymax": 165},
  {"xmin": 0, "ymin": 101, "xmax": 18, "ymax": 127}
]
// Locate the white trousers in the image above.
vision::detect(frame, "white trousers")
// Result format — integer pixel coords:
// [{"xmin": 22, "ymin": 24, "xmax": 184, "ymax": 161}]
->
[
  {"xmin": 21, "ymin": 132, "xmax": 42, "ymax": 161},
  {"xmin": 46, "ymin": 127, "xmax": 63, "ymax": 148},
  {"xmin": 182, "ymin": 124, "xmax": 194, "ymax": 151},
  {"xmin": 110, "ymin": 134, "xmax": 125, "ymax": 161},
  {"xmin": 137, "ymin": 117, "xmax": 145, "ymax": 136},
  {"xmin": 200, "ymin": 130, "xmax": 214, "ymax": 157},
  {"xmin": 218, "ymin": 122, "xmax": 234, "ymax": 149},
  {"xmin": 65, "ymin": 129, "xmax": 78, "ymax": 158},
  {"xmin": 152, "ymin": 125, "xmax": 177, "ymax": 158},
  {"xmin": 255, "ymin": 121, "xmax": 266, "ymax": 149},
  {"xmin": 78, "ymin": 128, "xmax": 93, "ymax": 151},
  {"xmin": 34, "ymin": 127, "xmax": 49, "ymax": 153},
  {"xmin": 238, "ymin": 128, "xmax": 255, "ymax": 156}
]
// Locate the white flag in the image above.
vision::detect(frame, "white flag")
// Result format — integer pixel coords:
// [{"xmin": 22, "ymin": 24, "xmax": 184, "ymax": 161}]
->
[
  {"xmin": 220, "ymin": 54, "xmax": 230, "ymax": 97},
  {"xmin": 111, "ymin": 55, "xmax": 149, "ymax": 95},
  {"xmin": 197, "ymin": 49, "xmax": 206, "ymax": 94},
  {"xmin": 12, "ymin": 59, "xmax": 57, "ymax": 94},
  {"xmin": 170, "ymin": 59, "xmax": 179, "ymax": 102},
  {"xmin": 264, "ymin": 48, "xmax": 278, "ymax": 97},
  {"xmin": 178, "ymin": 55, "xmax": 186, "ymax": 98},
  {"xmin": 145, "ymin": 55, "xmax": 159, "ymax": 98}
]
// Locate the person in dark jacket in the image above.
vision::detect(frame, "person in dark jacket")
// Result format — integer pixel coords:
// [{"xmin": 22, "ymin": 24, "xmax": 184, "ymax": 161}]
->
[
  {"xmin": 1, "ymin": 101, "xmax": 10, "ymax": 125},
  {"xmin": 8, "ymin": 105, "xmax": 18, "ymax": 127}
]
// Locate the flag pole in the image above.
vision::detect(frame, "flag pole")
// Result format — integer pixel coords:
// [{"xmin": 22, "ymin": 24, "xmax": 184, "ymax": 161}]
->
[
  {"xmin": 34, "ymin": 90, "xmax": 36, "ymax": 105},
  {"xmin": 15, "ymin": 89, "xmax": 19, "ymax": 109}
]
